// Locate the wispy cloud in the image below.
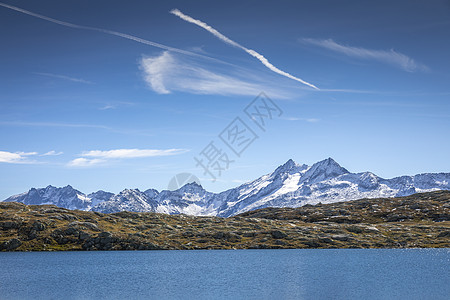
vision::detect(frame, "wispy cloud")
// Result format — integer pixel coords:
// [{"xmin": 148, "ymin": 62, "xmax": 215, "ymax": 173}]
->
[
  {"xmin": 67, "ymin": 158, "xmax": 105, "ymax": 167},
  {"xmin": 98, "ymin": 101, "xmax": 134, "ymax": 110},
  {"xmin": 99, "ymin": 105, "xmax": 116, "ymax": 110},
  {"xmin": 34, "ymin": 72, "xmax": 93, "ymax": 84},
  {"xmin": 67, "ymin": 148, "xmax": 189, "ymax": 167},
  {"xmin": 282, "ymin": 117, "xmax": 320, "ymax": 123},
  {"xmin": 302, "ymin": 38, "xmax": 428, "ymax": 72},
  {"xmin": 0, "ymin": 121, "xmax": 111, "ymax": 130},
  {"xmin": 0, "ymin": 151, "xmax": 37, "ymax": 164},
  {"xmin": 41, "ymin": 150, "xmax": 63, "ymax": 156},
  {"xmin": 0, "ymin": 121, "xmax": 158, "ymax": 137},
  {"xmin": 140, "ymin": 51, "xmax": 259, "ymax": 95},
  {"xmin": 170, "ymin": 9, "xmax": 318, "ymax": 90},
  {"xmin": 139, "ymin": 51, "xmax": 291, "ymax": 97}
]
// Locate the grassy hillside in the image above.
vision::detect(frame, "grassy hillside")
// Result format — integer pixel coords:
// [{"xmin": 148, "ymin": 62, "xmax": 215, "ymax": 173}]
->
[{"xmin": 1, "ymin": 191, "xmax": 449, "ymax": 251}]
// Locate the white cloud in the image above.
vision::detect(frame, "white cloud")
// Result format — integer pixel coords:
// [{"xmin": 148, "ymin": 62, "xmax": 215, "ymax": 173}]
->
[
  {"xmin": 67, "ymin": 148, "xmax": 189, "ymax": 167},
  {"xmin": 141, "ymin": 52, "xmax": 173, "ymax": 94},
  {"xmin": 0, "ymin": 151, "xmax": 37, "ymax": 164},
  {"xmin": 302, "ymin": 38, "xmax": 428, "ymax": 72},
  {"xmin": 67, "ymin": 158, "xmax": 105, "ymax": 167},
  {"xmin": 140, "ymin": 51, "xmax": 291, "ymax": 97},
  {"xmin": 17, "ymin": 151, "xmax": 38, "ymax": 156},
  {"xmin": 0, "ymin": 151, "xmax": 25, "ymax": 163},
  {"xmin": 99, "ymin": 105, "xmax": 116, "ymax": 110},
  {"xmin": 41, "ymin": 150, "xmax": 63, "ymax": 156},
  {"xmin": 0, "ymin": 150, "xmax": 65, "ymax": 163},
  {"xmin": 81, "ymin": 148, "xmax": 189, "ymax": 159},
  {"xmin": 170, "ymin": 9, "xmax": 318, "ymax": 90}
]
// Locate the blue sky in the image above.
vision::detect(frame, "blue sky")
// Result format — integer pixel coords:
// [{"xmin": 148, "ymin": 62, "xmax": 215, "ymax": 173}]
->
[{"xmin": 0, "ymin": 0, "xmax": 449, "ymax": 199}]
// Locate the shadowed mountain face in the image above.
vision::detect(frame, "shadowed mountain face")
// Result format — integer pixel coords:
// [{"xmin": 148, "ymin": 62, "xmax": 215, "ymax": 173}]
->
[{"xmin": 3, "ymin": 158, "xmax": 450, "ymax": 217}]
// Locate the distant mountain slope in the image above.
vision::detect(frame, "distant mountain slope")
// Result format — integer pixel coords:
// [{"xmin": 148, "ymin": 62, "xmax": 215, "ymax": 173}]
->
[
  {"xmin": 4, "ymin": 185, "xmax": 93, "ymax": 210},
  {"xmin": 3, "ymin": 158, "xmax": 450, "ymax": 216}
]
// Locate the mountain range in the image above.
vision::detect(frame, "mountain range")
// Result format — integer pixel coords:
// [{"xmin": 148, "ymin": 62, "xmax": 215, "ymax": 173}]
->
[{"xmin": 3, "ymin": 158, "xmax": 450, "ymax": 217}]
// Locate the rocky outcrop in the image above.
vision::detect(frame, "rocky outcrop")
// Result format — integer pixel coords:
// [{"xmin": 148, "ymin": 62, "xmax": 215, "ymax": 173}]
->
[{"xmin": 0, "ymin": 238, "xmax": 22, "ymax": 251}]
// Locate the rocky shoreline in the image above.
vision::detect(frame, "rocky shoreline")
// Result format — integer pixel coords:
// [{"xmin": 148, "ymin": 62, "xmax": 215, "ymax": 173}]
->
[{"xmin": 1, "ymin": 191, "xmax": 449, "ymax": 251}]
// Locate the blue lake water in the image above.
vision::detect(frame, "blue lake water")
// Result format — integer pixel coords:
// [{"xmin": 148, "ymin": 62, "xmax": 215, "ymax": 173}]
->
[{"xmin": 0, "ymin": 249, "xmax": 449, "ymax": 300}]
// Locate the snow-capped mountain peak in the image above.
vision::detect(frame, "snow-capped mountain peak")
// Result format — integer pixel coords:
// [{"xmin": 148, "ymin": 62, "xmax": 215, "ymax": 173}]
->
[
  {"xmin": 273, "ymin": 159, "xmax": 308, "ymax": 176},
  {"xmin": 3, "ymin": 158, "xmax": 449, "ymax": 217},
  {"xmin": 300, "ymin": 157, "xmax": 349, "ymax": 184},
  {"xmin": 91, "ymin": 188, "xmax": 154, "ymax": 213},
  {"xmin": 143, "ymin": 188, "xmax": 159, "ymax": 199},
  {"xmin": 4, "ymin": 184, "xmax": 91, "ymax": 210},
  {"xmin": 87, "ymin": 190, "xmax": 114, "ymax": 207},
  {"xmin": 177, "ymin": 181, "xmax": 205, "ymax": 193}
]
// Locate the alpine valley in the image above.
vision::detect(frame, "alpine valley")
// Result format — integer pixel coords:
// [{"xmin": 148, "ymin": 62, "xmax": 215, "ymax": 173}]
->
[{"xmin": 3, "ymin": 158, "xmax": 450, "ymax": 217}]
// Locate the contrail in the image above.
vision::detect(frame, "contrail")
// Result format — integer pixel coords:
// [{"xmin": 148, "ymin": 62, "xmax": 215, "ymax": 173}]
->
[
  {"xmin": 170, "ymin": 9, "xmax": 319, "ymax": 90},
  {"xmin": 33, "ymin": 72, "xmax": 93, "ymax": 84},
  {"xmin": 0, "ymin": 2, "xmax": 215, "ymax": 60}
]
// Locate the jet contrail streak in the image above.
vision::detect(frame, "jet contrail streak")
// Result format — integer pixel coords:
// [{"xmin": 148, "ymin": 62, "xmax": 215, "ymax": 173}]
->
[
  {"xmin": 0, "ymin": 2, "xmax": 214, "ymax": 60},
  {"xmin": 170, "ymin": 9, "xmax": 319, "ymax": 90}
]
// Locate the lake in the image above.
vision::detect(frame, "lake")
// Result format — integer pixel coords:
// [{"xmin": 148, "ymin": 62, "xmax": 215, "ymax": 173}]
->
[{"xmin": 0, "ymin": 249, "xmax": 449, "ymax": 299}]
